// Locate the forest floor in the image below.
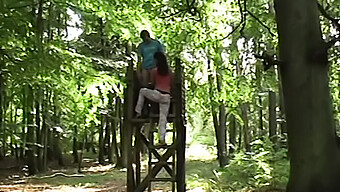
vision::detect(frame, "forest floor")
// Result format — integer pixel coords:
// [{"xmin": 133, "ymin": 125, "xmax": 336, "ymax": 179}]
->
[{"xmin": 0, "ymin": 144, "xmax": 286, "ymax": 192}]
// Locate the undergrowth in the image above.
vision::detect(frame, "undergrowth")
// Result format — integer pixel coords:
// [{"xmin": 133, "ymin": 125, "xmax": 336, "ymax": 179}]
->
[{"xmin": 187, "ymin": 138, "xmax": 289, "ymax": 192}]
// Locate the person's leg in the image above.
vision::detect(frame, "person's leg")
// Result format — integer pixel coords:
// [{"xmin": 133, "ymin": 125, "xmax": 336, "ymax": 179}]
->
[
  {"xmin": 135, "ymin": 88, "xmax": 147, "ymax": 115},
  {"xmin": 135, "ymin": 88, "xmax": 162, "ymax": 114},
  {"xmin": 141, "ymin": 69, "xmax": 149, "ymax": 87},
  {"xmin": 142, "ymin": 89, "xmax": 162, "ymax": 102},
  {"xmin": 158, "ymin": 96, "xmax": 170, "ymax": 144}
]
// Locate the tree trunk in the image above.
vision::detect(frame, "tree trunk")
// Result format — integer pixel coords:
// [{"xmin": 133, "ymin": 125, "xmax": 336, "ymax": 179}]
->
[
  {"xmin": 20, "ymin": 87, "xmax": 27, "ymax": 160},
  {"xmin": 108, "ymin": 94, "xmax": 119, "ymax": 164},
  {"xmin": 218, "ymin": 105, "xmax": 228, "ymax": 166},
  {"xmin": 241, "ymin": 103, "xmax": 251, "ymax": 152},
  {"xmin": 215, "ymin": 63, "xmax": 228, "ymax": 166},
  {"xmin": 121, "ymin": 87, "xmax": 129, "ymax": 168},
  {"xmin": 104, "ymin": 114, "xmax": 111, "ymax": 157},
  {"xmin": 277, "ymin": 66, "xmax": 287, "ymax": 134},
  {"xmin": 35, "ymin": 89, "xmax": 43, "ymax": 172},
  {"xmin": 26, "ymin": 86, "xmax": 37, "ymax": 175},
  {"xmin": 229, "ymin": 114, "xmax": 237, "ymax": 156},
  {"xmin": 258, "ymin": 95, "xmax": 264, "ymax": 135},
  {"xmin": 0, "ymin": 60, "xmax": 4, "ymax": 159},
  {"xmin": 274, "ymin": 1, "xmax": 340, "ymax": 191},
  {"xmin": 42, "ymin": 89, "xmax": 49, "ymax": 171},
  {"xmin": 269, "ymin": 91, "xmax": 277, "ymax": 142},
  {"xmin": 115, "ymin": 97, "xmax": 123, "ymax": 167},
  {"xmin": 72, "ymin": 125, "xmax": 78, "ymax": 163},
  {"xmin": 53, "ymin": 129, "xmax": 64, "ymax": 166},
  {"xmin": 98, "ymin": 114, "xmax": 105, "ymax": 164}
]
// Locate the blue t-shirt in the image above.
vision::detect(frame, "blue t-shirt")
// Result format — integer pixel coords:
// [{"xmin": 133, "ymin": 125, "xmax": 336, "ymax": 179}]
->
[{"xmin": 138, "ymin": 39, "xmax": 164, "ymax": 70}]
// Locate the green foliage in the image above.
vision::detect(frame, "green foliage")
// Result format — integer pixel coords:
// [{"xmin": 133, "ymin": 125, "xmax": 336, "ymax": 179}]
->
[{"xmin": 209, "ymin": 138, "xmax": 289, "ymax": 191}]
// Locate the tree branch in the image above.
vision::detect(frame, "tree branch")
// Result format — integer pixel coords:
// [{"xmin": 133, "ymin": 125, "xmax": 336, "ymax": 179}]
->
[
  {"xmin": 317, "ymin": 3, "xmax": 340, "ymax": 48},
  {"xmin": 159, "ymin": 10, "xmax": 184, "ymax": 19},
  {"xmin": 317, "ymin": 2, "xmax": 340, "ymax": 30},
  {"xmin": 326, "ymin": 36, "xmax": 340, "ymax": 48},
  {"xmin": 239, "ymin": 0, "xmax": 246, "ymax": 36},
  {"xmin": 219, "ymin": 0, "xmax": 245, "ymax": 41},
  {"xmin": 159, "ymin": 0, "xmax": 202, "ymax": 21},
  {"xmin": 254, "ymin": 53, "xmax": 279, "ymax": 71},
  {"xmin": 246, "ymin": 10, "xmax": 275, "ymax": 36}
]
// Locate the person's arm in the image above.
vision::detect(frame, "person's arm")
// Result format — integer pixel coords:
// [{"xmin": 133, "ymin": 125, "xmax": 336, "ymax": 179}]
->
[{"xmin": 157, "ymin": 40, "xmax": 164, "ymax": 53}]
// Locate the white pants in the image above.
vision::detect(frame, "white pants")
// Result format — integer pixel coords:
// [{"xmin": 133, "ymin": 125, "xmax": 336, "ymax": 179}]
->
[{"xmin": 135, "ymin": 88, "xmax": 170, "ymax": 142}]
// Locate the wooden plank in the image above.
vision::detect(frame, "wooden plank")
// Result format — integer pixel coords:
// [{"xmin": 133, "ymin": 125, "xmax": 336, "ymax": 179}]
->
[
  {"xmin": 140, "ymin": 134, "xmax": 174, "ymax": 176},
  {"xmin": 135, "ymin": 125, "xmax": 142, "ymax": 185},
  {"xmin": 126, "ymin": 61, "xmax": 135, "ymax": 191},
  {"xmin": 135, "ymin": 148, "xmax": 175, "ymax": 191},
  {"xmin": 175, "ymin": 58, "xmax": 186, "ymax": 192},
  {"xmin": 150, "ymin": 178, "xmax": 176, "ymax": 182}
]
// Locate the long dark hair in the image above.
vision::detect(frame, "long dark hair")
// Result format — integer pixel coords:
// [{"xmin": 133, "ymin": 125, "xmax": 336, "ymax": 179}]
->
[{"xmin": 154, "ymin": 52, "xmax": 169, "ymax": 76}]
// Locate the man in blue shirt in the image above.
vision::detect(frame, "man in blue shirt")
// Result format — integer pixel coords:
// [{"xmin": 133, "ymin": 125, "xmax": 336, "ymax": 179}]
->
[{"xmin": 137, "ymin": 30, "xmax": 164, "ymax": 86}]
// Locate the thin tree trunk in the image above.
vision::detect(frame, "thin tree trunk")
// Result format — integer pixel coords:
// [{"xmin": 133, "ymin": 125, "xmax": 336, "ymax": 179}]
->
[
  {"xmin": 258, "ymin": 95, "xmax": 264, "ymax": 134},
  {"xmin": 269, "ymin": 91, "xmax": 277, "ymax": 142},
  {"xmin": 218, "ymin": 105, "xmax": 228, "ymax": 166},
  {"xmin": 108, "ymin": 93, "xmax": 115, "ymax": 163},
  {"xmin": 14, "ymin": 107, "xmax": 19, "ymax": 160},
  {"xmin": 229, "ymin": 114, "xmax": 237, "ymax": 156},
  {"xmin": 72, "ymin": 125, "xmax": 78, "ymax": 163},
  {"xmin": 99, "ymin": 114, "xmax": 105, "ymax": 164},
  {"xmin": 121, "ymin": 85, "xmax": 129, "ymax": 168},
  {"xmin": 35, "ymin": 89, "xmax": 43, "ymax": 171},
  {"xmin": 104, "ymin": 114, "xmax": 111, "ymax": 156},
  {"xmin": 53, "ymin": 129, "xmax": 64, "ymax": 166},
  {"xmin": 115, "ymin": 97, "xmax": 123, "ymax": 167},
  {"xmin": 9, "ymin": 103, "xmax": 14, "ymax": 158},
  {"xmin": 216, "ymin": 64, "xmax": 228, "ymax": 166},
  {"xmin": 241, "ymin": 103, "xmax": 251, "ymax": 152},
  {"xmin": 0, "ymin": 59, "xmax": 4, "ymax": 159},
  {"xmin": 78, "ymin": 135, "xmax": 86, "ymax": 173},
  {"xmin": 20, "ymin": 87, "xmax": 27, "ymax": 160},
  {"xmin": 42, "ymin": 89, "xmax": 49, "ymax": 171},
  {"xmin": 277, "ymin": 66, "xmax": 287, "ymax": 134},
  {"xmin": 207, "ymin": 58, "xmax": 222, "ymax": 162},
  {"xmin": 26, "ymin": 86, "xmax": 37, "ymax": 175}
]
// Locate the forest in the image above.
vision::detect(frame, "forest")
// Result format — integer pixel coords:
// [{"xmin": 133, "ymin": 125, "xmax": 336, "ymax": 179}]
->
[{"xmin": 0, "ymin": 0, "xmax": 340, "ymax": 191}]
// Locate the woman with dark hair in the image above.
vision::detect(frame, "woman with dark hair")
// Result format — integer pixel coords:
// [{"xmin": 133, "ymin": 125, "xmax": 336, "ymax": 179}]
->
[{"xmin": 135, "ymin": 52, "xmax": 173, "ymax": 145}]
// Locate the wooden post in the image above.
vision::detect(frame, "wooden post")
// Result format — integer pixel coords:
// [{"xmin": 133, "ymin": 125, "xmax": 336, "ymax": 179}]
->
[
  {"xmin": 175, "ymin": 58, "xmax": 186, "ymax": 192},
  {"xmin": 135, "ymin": 124, "xmax": 142, "ymax": 186},
  {"xmin": 126, "ymin": 60, "xmax": 135, "ymax": 191}
]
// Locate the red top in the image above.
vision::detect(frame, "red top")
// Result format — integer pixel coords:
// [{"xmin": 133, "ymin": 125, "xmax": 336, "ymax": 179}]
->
[{"xmin": 152, "ymin": 68, "xmax": 173, "ymax": 94}]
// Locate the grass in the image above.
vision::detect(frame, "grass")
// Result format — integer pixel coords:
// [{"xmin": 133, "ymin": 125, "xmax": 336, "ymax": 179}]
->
[{"xmin": 0, "ymin": 144, "xmax": 288, "ymax": 192}]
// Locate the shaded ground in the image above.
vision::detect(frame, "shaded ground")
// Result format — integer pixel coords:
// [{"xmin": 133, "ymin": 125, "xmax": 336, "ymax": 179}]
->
[
  {"xmin": 0, "ymin": 155, "xmax": 126, "ymax": 192},
  {"xmin": 0, "ymin": 144, "xmax": 286, "ymax": 192}
]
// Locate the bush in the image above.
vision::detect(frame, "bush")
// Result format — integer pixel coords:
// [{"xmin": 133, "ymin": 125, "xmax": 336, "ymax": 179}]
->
[{"xmin": 208, "ymin": 137, "xmax": 289, "ymax": 191}]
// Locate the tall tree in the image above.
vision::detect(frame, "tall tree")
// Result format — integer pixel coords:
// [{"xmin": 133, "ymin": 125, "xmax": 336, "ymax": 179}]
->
[{"xmin": 274, "ymin": 0, "xmax": 340, "ymax": 191}]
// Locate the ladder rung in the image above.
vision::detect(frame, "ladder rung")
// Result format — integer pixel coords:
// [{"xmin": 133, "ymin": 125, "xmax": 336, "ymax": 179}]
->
[
  {"xmin": 150, "ymin": 161, "xmax": 174, "ymax": 165},
  {"xmin": 131, "ymin": 118, "xmax": 152, "ymax": 123},
  {"xmin": 148, "ymin": 144, "xmax": 175, "ymax": 149},
  {"xmin": 150, "ymin": 178, "xmax": 176, "ymax": 182},
  {"xmin": 149, "ymin": 113, "xmax": 175, "ymax": 118},
  {"xmin": 130, "ymin": 115, "xmax": 175, "ymax": 123},
  {"xmin": 150, "ymin": 128, "xmax": 175, "ymax": 132}
]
